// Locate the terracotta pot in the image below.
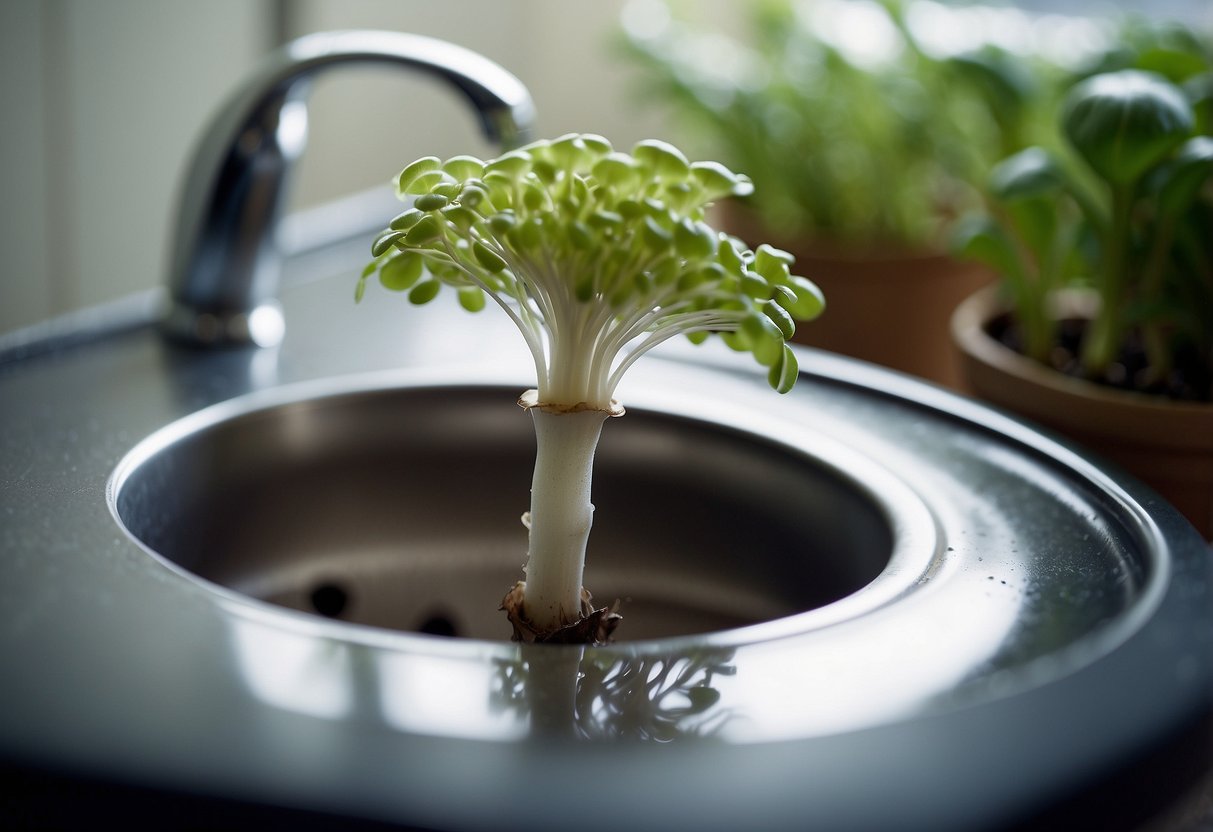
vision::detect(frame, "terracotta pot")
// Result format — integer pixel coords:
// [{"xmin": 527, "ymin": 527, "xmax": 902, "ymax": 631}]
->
[
  {"xmin": 952, "ymin": 284, "xmax": 1213, "ymax": 540},
  {"xmin": 720, "ymin": 203, "xmax": 994, "ymax": 389}
]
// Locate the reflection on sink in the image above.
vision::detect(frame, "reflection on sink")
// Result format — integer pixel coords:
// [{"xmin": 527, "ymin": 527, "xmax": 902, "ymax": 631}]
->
[{"xmin": 109, "ymin": 381, "xmax": 898, "ymax": 641}]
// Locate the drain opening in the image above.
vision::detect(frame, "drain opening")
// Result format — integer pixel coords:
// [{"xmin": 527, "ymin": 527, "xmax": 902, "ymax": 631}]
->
[
  {"xmin": 417, "ymin": 611, "xmax": 459, "ymax": 637},
  {"xmin": 309, "ymin": 582, "xmax": 350, "ymax": 618}
]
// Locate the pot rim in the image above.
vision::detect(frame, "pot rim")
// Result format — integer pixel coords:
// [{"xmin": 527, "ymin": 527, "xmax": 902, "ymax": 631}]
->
[{"xmin": 952, "ymin": 284, "xmax": 1213, "ymax": 430}]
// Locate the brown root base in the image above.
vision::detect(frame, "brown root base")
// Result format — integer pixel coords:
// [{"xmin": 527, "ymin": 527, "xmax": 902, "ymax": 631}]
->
[{"xmin": 500, "ymin": 582, "xmax": 622, "ymax": 645}]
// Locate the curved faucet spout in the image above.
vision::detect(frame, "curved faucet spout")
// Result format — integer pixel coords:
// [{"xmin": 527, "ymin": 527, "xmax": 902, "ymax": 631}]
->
[{"xmin": 165, "ymin": 30, "xmax": 536, "ymax": 348}]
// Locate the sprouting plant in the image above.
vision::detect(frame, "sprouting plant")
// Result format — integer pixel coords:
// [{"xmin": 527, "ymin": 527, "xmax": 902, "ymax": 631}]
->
[
  {"xmin": 359, "ymin": 134, "xmax": 823, "ymax": 643},
  {"xmin": 955, "ymin": 70, "xmax": 1212, "ymax": 398}
]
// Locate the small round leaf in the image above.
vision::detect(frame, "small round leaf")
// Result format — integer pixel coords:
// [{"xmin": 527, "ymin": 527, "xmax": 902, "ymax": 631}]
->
[
  {"xmin": 379, "ymin": 252, "xmax": 424, "ymax": 291},
  {"xmin": 443, "ymin": 155, "xmax": 485, "ymax": 180},
  {"xmin": 408, "ymin": 280, "xmax": 442, "ymax": 305},
  {"xmin": 769, "ymin": 344, "xmax": 799, "ymax": 393},
  {"xmin": 396, "ymin": 157, "xmax": 441, "ymax": 194},
  {"xmin": 457, "ymin": 286, "xmax": 486, "ymax": 312}
]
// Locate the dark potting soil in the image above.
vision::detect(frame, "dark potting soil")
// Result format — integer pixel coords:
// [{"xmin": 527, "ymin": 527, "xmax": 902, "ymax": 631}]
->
[{"xmin": 989, "ymin": 315, "xmax": 1213, "ymax": 404}]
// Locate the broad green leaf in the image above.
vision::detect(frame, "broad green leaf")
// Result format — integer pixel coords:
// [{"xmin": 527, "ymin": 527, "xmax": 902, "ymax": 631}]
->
[
  {"xmin": 951, "ymin": 215, "xmax": 1030, "ymax": 292},
  {"xmin": 946, "ymin": 49, "xmax": 1034, "ymax": 117},
  {"xmin": 1062, "ymin": 70, "xmax": 1194, "ymax": 186},
  {"xmin": 1153, "ymin": 136, "xmax": 1213, "ymax": 220},
  {"xmin": 989, "ymin": 148, "xmax": 1066, "ymax": 201}
]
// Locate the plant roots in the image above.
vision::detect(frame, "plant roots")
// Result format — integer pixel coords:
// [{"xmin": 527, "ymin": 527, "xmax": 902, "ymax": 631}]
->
[{"xmin": 501, "ymin": 582, "xmax": 622, "ymax": 645}]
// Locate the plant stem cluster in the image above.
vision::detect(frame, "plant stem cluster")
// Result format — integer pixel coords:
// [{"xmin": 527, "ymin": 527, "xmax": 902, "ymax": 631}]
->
[{"xmin": 360, "ymin": 134, "xmax": 824, "ymax": 641}]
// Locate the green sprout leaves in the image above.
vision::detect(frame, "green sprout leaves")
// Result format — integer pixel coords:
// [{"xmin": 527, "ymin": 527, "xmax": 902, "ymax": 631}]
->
[{"xmin": 361, "ymin": 134, "xmax": 823, "ymax": 408}]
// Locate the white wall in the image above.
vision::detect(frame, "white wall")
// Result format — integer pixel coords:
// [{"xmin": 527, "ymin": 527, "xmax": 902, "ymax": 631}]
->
[
  {"xmin": 0, "ymin": 1, "xmax": 51, "ymax": 332},
  {"xmin": 2, "ymin": 1, "xmax": 1208, "ymax": 335},
  {"xmin": 0, "ymin": 0, "xmax": 673, "ymax": 334},
  {"xmin": 286, "ymin": 0, "xmax": 674, "ymax": 211},
  {"xmin": 0, "ymin": 0, "xmax": 272, "ymax": 333}
]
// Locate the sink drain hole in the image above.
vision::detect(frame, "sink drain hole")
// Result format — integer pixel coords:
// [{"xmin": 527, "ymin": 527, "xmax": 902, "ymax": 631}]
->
[
  {"xmin": 417, "ymin": 611, "xmax": 459, "ymax": 637},
  {"xmin": 309, "ymin": 582, "xmax": 350, "ymax": 618}
]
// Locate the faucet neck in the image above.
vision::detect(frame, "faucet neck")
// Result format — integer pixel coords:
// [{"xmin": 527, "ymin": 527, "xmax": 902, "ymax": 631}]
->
[{"xmin": 165, "ymin": 30, "xmax": 534, "ymax": 348}]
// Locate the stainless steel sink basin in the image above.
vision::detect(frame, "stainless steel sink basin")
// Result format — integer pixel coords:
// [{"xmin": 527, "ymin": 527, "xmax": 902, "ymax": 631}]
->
[{"xmin": 110, "ymin": 382, "xmax": 911, "ymax": 641}]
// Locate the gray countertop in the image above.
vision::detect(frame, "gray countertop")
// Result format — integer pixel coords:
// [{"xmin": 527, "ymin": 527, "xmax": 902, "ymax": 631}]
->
[{"xmin": 2, "ymin": 228, "xmax": 1210, "ymax": 831}]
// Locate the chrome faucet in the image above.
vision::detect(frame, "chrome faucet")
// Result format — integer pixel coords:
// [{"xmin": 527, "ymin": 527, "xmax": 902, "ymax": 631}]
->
[{"xmin": 165, "ymin": 30, "xmax": 535, "ymax": 347}]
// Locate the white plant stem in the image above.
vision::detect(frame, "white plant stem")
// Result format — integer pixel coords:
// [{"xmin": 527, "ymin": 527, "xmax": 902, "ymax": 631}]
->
[{"xmin": 521, "ymin": 405, "xmax": 610, "ymax": 632}]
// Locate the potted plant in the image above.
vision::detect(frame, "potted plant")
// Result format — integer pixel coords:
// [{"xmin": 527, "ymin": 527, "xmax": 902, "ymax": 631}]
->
[
  {"xmin": 360, "ymin": 133, "xmax": 823, "ymax": 641},
  {"xmin": 618, "ymin": 0, "xmax": 1069, "ymax": 387},
  {"xmin": 952, "ymin": 66, "xmax": 1213, "ymax": 538}
]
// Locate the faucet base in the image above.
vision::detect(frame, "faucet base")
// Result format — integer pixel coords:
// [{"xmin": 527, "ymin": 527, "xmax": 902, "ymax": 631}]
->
[{"xmin": 162, "ymin": 299, "xmax": 285, "ymax": 348}]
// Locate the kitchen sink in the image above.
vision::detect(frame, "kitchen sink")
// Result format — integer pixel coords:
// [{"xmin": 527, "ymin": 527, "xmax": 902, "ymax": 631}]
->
[
  {"xmin": 108, "ymin": 380, "xmax": 923, "ymax": 642},
  {"xmin": 2, "ymin": 28, "xmax": 1210, "ymax": 831},
  {"xmin": 3, "ymin": 253, "xmax": 1211, "ymax": 830}
]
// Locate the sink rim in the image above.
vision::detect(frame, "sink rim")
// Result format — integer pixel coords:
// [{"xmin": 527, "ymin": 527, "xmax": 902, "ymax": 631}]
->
[{"xmin": 99, "ymin": 360, "xmax": 1176, "ymax": 709}]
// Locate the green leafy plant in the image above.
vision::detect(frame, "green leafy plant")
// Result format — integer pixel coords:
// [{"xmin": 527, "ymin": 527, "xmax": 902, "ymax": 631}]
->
[
  {"xmin": 955, "ymin": 68, "xmax": 1213, "ymax": 401},
  {"xmin": 359, "ymin": 134, "xmax": 824, "ymax": 642},
  {"xmin": 619, "ymin": 0, "xmax": 1059, "ymax": 249}
]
